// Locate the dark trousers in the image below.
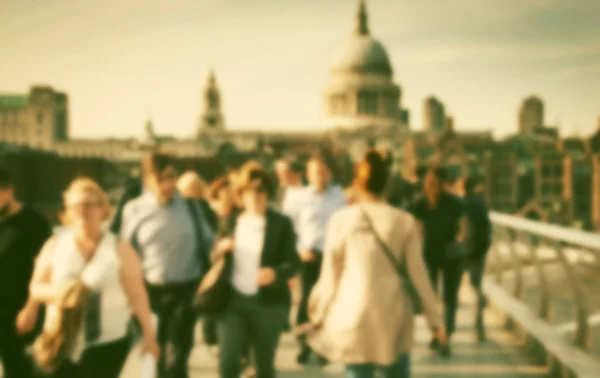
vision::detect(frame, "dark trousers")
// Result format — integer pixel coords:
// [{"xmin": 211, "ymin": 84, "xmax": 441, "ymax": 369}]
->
[
  {"xmin": 33, "ymin": 336, "xmax": 130, "ymax": 378},
  {"xmin": 469, "ymin": 249, "xmax": 488, "ymax": 330},
  {"xmin": 218, "ymin": 290, "xmax": 287, "ymax": 378},
  {"xmin": 425, "ymin": 255, "xmax": 463, "ymax": 337},
  {"xmin": 0, "ymin": 314, "xmax": 31, "ymax": 378},
  {"xmin": 146, "ymin": 280, "xmax": 198, "ymax": 378},
  {"xmin": 296, "ymin": 254, "xmax": 323, "ymax": 348}
]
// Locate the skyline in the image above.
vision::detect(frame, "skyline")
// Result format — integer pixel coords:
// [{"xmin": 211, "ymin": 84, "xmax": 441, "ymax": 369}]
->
[{"xmin": 1, "ymin": 0, "xmax": 600, "ymax": 139}]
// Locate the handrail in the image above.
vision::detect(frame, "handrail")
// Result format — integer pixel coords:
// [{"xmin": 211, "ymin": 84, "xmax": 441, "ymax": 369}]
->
[
  {"xmin": 490, "ymin": 212, "xmax": 600, "ymax": 251},
  {"xmin": 489, "ymin": 211, "xmax": 597, "ymax": 353}
]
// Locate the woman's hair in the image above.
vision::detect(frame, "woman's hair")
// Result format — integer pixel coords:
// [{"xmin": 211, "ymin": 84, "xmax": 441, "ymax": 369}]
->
[
  {"xmin": 429, "ymin": 166, "xmax": 447, "ymax": 184},
  {"xmin": 207, "ymin": 176, "xmax": 230, "ymax": 201},
  {"xmin": 236, "ymin": 162, "xmax": 273, "ymax": 198},
  {"xmin": 177, "ymin": 170, "xmax": 206, "ymax": 199},
  {"xmin": 60, "ymin": 177, "xmax": 112, "ymax": 225},
  {"xmin": 353, "ymin": 150, "xmax": 389, "ymax": 196}
]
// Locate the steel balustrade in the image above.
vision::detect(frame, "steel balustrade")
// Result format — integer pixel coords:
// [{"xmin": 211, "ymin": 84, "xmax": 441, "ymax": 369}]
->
[{"xmin": 489, "ymin": 212, "xmax": 600, "ymax": 351}]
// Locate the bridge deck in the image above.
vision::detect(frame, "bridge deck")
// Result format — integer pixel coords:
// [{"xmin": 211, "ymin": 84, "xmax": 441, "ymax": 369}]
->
[{"xmin": 120, "ymin": 279, "xmax": 549, "ymax": 377}]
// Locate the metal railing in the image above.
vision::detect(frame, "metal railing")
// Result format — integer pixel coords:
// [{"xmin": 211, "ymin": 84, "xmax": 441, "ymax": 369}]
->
[{"xmin": 489, "ymin": 212, "xmax": 600, "ymax": 352}]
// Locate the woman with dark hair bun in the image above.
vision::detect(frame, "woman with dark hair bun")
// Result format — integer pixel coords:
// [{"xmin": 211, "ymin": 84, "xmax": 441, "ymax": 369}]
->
[{"xmin": 304, "ymin": 150, "xmax": 445, "ymax": 378}]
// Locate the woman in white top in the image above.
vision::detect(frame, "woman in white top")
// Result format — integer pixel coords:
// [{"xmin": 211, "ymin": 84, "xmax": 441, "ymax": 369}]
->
[
  {"xmin": 16, "ymin": 178, "xmax": 159, "ymax": 378},
  {"xmin": 212, "ymin": 162, "xmax": 299, "ymax": 378}
]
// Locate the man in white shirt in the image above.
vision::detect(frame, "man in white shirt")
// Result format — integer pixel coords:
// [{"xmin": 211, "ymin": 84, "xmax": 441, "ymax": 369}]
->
[{"xmin": 290, "ymin": 155, "xmax": 346, "ymax": 365}]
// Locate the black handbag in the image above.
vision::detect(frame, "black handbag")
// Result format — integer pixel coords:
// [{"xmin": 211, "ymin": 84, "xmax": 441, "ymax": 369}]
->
[
  {"xmin": 193, "ymin": 251, "xmax": 233, "ymax": 315},
  {"xmin": 359, "ymin": 206, "xmax": 424, "ymax": 315}
]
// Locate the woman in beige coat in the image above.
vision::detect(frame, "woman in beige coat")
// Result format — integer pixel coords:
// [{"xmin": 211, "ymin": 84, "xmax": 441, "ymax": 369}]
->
[{"xmin": 305, "ymin": 150, "xmax": 446, "ymax": 378}]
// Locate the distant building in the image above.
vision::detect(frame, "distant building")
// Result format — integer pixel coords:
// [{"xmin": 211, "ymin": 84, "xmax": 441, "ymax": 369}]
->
[
  {"xmin": 0, "ymin": 86, "xmax": 68, "ymax": 149},
  {"xmin": 518, "ymin": 96, "xmax": 544, "ymax": 134},
  {"xmin": 423, "ymin": 96, "xmax": 446, "ymax": 134}
]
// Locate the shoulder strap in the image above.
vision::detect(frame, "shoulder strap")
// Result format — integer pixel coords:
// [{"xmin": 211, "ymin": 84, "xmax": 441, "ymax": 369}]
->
[{"xmin": 358, "ymin": 205, "xmax": 408, "ymax": 281}]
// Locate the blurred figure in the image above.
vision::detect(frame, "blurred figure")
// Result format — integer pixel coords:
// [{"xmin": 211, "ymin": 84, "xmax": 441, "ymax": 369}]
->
[
  {"xmin": 109, "ymin": 166, "xmax": 143, "ymax": 234},
  {"xmin": 120, "ymin": 152, "xmax": 215, "ymax": 378},
  {"xmin": 409, "ymin": 167, "xmax": 465, "ymax": 357},
  {"xmin": 17, "ymin": 178, "xmax": 158, "ymax": 378},
  {"xmin": 177, "ymin": 170, "xmax": 207, "ymax": 199},
  {"xmin": 213, "ymin": 162, "xmax": 299, "ymax": 378},
  {"xmin": 0, "ymin": 165, "xmax": 52, "ymax": 378},
  {"xmin": 290, "ymin": 154, "xmax": 346, "ymax": 366},
  {"xmin": 306, "ymin": 151, "xmax": 445, "ymax": 378},
  {"xmin": 464, "ymin": 175, "xmax": 492, "ymax": 342},
  {"xmin": 275, "ymin": 158, "xmax": 303, "ymax": 208},
  {"xmin": 207, "ymin": 176, "xmax": 239, "ymax": 233}
]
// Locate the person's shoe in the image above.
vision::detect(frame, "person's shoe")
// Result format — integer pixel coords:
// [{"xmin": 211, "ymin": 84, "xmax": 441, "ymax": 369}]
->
[
  {"xmin": 296, "ymin": 348, "xmax": 311, "ymax": 365},
  {"xmin": 439, "ymin": 343, "xmax": 452, "ymax": 358},
  {"xmin": 429, "ymin": 338, "xmax": 439, "ymax": 350},
  {"xmin": 242, "ymin": 366, "xmax": 256, "ymax": 378}
]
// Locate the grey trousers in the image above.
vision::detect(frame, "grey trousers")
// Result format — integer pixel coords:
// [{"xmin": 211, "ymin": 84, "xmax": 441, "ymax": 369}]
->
[{"xmin": 218, "ymin": 290, "xmax": 287, "ymax": 378}]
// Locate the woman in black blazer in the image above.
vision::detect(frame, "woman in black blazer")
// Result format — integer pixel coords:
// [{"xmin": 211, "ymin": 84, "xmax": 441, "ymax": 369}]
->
[{"xmin": 212, "ymin": 162, "xmax": 299, "ymax": 378}]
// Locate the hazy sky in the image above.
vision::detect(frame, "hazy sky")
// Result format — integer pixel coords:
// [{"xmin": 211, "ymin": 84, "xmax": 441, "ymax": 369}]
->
[{"xmin": 1, "ymin": 0, "xmax": 599, "ymax": 139}]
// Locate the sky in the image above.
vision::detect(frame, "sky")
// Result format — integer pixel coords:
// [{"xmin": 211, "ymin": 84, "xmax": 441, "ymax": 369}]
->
[{"xmin": 1, "ymin": 0, "xmax": 599, "ymax": 139}]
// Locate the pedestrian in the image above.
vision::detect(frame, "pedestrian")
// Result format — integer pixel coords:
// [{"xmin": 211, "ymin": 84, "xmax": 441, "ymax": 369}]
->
[
  {"xmin": 0, "ymin": 165, "xmax": 53, "ymax": 378},
  {"xmin": 212, "ymin": 162, "xmax": 299, "ymax": 378},
  {"xmin": 16, "ymin": 177, "xmax": 159, "ymax": 378},
  {"xmin": 287, "ymin": 154, "xmax": 346, "ymax": 365},
  {"xmin": 304, "ymin": 150, "xmax": 446, "ymax": 378},
  {"xmin": 120, "ymin": 152, "xmax": 215, "ymax": 378},
  {"xmin": 463, "ymin": 175, "xmax": 492, "ymax": 341},
  {"xmin": 177, "ymin": 170, "xmax": 207, "ymax": 200},
  {"xmin": 409, "ymin": 167, "xmax": 466, "ymax": 357}
]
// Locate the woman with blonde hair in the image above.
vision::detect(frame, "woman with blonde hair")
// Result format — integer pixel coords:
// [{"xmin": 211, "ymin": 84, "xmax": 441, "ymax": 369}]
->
[
  {"xmin": 304, "ymin": 150, "xmax": 446, "ymax": 378},
  {"xmin": 16, "ymin": 177, "xmax": 159, "ymax": 378}
]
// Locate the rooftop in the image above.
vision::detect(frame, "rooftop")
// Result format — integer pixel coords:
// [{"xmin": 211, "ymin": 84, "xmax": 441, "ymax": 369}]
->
[{"xmin": 0, "ymin": 95, "xmax": 29, "ymax": 109}]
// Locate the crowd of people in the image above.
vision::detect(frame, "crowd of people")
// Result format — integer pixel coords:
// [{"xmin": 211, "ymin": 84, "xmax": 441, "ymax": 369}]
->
[{"xmin": 0, "ymin": 147, "xmax": 491, "ymax": 378}]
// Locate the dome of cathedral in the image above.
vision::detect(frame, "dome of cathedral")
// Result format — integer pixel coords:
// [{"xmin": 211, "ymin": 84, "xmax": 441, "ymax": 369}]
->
[
  {"xmin": 330, "ymin": 0, "xmax": 392, "ymax": 76},
  {"xmin": 331, "ymin": 35, "xmax": 392, "ymax": 76}
]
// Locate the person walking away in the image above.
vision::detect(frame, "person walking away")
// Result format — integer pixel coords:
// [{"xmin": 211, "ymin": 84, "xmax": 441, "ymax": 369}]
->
[
  {"xmin": 212, "ymin": 163, "xmax": 299, "ymax": 378},
  {"xmin": 409, "ymin": 167, "xmax": 466, "ymax": 357},
  {"xmin": 305, "ymin": 150, "xmax": 446, "ymax": 378},
  {"xmin": 0, "ymin": 166, "xmax": 52, "ymax": 378},
  {"xmin": 290, "ymin": 154, "xmax": 346, "ymax": 365},
  {"xmin": 463, "ymin": 175, "xmax": 492, "ymax": 341},
  {"xmin": 16, "ymin": 177, "xmax": 158, "ymax": 378},
  {"xmin": 109, "ymin": 166, "xmax": 143, "ymax": 235},
  {"xmin": 120, "ymin": 152, "xmax": 215, "ymax": 378}
]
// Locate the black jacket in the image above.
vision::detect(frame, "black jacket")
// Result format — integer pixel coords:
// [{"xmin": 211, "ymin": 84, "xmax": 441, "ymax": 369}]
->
[{"xmin": 228, "ymin": 208, "xmax": 300, "ymax": 305}]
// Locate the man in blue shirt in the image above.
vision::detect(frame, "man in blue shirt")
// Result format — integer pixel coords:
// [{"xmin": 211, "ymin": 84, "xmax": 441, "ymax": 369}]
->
[{"xmin": 289, "ymin": 154, "xmax": 346, "ymax": 365}]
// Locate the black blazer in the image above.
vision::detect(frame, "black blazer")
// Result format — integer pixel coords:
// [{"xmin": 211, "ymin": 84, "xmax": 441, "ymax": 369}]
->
[{"xmin": 229, "ymin": 208, "xmax": 300, "ymax": 305}]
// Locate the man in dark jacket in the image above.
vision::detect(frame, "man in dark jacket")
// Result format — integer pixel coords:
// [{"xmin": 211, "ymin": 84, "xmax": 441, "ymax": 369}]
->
[{"xmin": 463, "ymin": 175, "xmax": 492, "ymax": 342}]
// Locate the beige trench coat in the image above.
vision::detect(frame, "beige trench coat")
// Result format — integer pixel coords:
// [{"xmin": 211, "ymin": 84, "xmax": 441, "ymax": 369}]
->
[{"xmin": 306, "ymin": 201, "xmax": 442, "ymax": 366}]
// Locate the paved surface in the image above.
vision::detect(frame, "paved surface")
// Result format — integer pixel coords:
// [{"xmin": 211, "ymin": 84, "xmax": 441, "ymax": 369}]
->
[
  {"xmin": 119, "ymin": 278, "xmax": 549, "ymax": 377},
  {"xmin": 0, "ymin": 278, "xmax": 549, "ymax": 378}
]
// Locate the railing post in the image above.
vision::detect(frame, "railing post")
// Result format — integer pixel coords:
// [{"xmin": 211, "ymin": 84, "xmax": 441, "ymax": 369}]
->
[
  {"xmin": 526, "ymin": 233, "xmax": 551, "ymax": 322},
  {"xmin": 492, "ymin": 226, "xmax": 505, "ymax": 285},
  {"xmin": 553, "ymin": 241, "xmax": 592, "ymax": 351},
  {"xmin": 507, "ymin": 229, "xmax": 524, "ymax": 301}
]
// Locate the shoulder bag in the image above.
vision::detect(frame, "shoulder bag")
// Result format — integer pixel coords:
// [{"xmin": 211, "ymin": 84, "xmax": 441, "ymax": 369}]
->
[{"xmin": 359, "ymin": 206, "xmax": 423, "ymax": 315}]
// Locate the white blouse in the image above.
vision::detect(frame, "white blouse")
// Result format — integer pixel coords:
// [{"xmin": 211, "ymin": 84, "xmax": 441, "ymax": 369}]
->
[
  {"xmin": 44, "ymin": 229, "xmax": 129, "ymax": 361},
  {"xmin": 232, "ymin": 213, "xmax": 266, "ymax": 295}
]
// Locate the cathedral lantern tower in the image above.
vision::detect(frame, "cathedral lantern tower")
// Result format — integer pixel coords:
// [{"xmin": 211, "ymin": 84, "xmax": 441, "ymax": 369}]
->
[{"xmin": 197, "ymin": 70, "xmax": 225, "ymax": 138}]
